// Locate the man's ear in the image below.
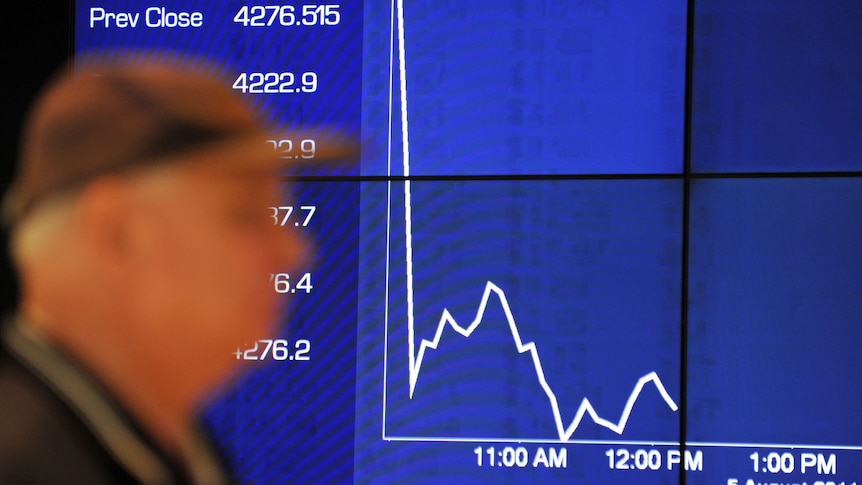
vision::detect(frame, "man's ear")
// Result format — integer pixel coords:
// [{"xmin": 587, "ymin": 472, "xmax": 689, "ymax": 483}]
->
[{"xmin": 74, "ymin": 176, "xmax": 138, "ymax": 273}]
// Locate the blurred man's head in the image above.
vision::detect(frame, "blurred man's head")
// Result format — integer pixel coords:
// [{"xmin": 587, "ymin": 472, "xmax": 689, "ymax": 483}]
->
[{"xmin": 4, "ymin": 58, "xmax": 310, "ymax": 452}]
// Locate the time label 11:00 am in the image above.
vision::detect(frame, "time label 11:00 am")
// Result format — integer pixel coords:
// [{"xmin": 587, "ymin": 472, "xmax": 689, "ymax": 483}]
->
[{"xmin": 474, "ymin": 446, "xmax": 567, "ymax": 469}]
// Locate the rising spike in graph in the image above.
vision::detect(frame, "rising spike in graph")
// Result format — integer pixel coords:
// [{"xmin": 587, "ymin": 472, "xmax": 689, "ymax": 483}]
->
[{"xmin": 384, "ymin": 0, "xmax": 681, "ymax": 444}]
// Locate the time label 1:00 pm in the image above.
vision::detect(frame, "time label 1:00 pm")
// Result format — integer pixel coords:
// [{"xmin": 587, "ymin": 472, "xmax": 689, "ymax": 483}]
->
[{"xmin": 749, "ymin": 451, "xmax": 837, "ymax": 475}]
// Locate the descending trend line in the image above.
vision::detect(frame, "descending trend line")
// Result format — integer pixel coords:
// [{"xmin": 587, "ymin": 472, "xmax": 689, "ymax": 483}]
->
[
  {"xmin": 394, "ymin": 0, "xmax": 419, "ymax": 396},
  {"xmin": 407, "ymin": 281, "xmax": 678, "ymax": 441},
  {"xmin": 392, "ymin": 0, "xmax": 676, "ymax": 442}
]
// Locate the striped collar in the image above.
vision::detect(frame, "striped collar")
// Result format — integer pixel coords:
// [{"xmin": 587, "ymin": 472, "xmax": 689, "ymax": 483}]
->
[{"xmin": 1, "ymin": 318, "xmax": 231, "ymax": 485}]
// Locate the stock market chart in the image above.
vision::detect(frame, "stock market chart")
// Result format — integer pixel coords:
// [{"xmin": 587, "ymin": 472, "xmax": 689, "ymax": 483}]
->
[{"xmin": 76, "ymin": 1, "xmax": 862, "ymax": 483}]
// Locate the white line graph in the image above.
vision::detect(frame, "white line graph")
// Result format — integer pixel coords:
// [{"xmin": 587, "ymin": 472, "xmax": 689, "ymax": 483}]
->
[
  {"xmin": 406, "ymin": 282, "xmax": 679, "ymax": 441},
  {"xmin": 385, "ymin": 0, "xmax": 678, "ymax": 443}
]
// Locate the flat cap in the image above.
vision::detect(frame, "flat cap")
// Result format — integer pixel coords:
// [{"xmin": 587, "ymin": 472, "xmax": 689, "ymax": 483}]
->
[{"xmin": 4, "ymin": 58, "xmax": 355, "ymax": 225}]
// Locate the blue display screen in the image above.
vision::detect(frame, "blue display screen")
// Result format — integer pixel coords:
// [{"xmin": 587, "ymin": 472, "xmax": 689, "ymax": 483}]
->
[
  {"xmin": 687, "ymin": 177, "xmax": 862, "ymax": 483},
  {"xmin": 381, "ymin": 2, "xmax": 687, "ymax": 176},
  {"xmin": 75, "ymin": 1, "xmax": 862, "ymax": 483},
  {"xmin": 690, "ymin": 0, "xmax": 862, "ymax": 173},
  {"xmin": 357, "ymin": 179, "xmax": 683, "ymax": 483}
]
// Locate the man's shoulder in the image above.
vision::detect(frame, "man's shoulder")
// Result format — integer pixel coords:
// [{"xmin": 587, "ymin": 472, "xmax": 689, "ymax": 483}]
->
[{"xmin": 0, "ymin": 348, "xmax": 139, "ymax": 484}]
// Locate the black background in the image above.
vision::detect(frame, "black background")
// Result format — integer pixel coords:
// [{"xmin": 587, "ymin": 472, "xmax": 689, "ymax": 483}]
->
[{"xmin": 1, "ymin": 3, "xmax": 72, "ymax": 313}]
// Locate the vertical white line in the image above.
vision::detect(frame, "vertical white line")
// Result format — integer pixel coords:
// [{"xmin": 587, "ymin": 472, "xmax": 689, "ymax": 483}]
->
[
  {"xmin": 381, "ymin": 0, "xmax": 397, "ymax": 439},
  {"xmin": 395, "ymin": 0, "xmax": 417, "ymax": 391},
  {"xmin": 396, "ymin": 0, "xmax": 410, "ymax": 178}
]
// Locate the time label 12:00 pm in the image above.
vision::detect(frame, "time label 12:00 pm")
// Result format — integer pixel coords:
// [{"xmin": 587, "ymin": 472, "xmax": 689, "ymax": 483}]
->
[{"xmin": 606, "ymin": 448, "xmax": 703, "ymax": 472}]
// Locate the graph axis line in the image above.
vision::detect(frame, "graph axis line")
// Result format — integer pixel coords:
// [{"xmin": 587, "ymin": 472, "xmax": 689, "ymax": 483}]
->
[{"xmin": 380, "ymin": 0, "xmax": 397, "ymax": 441}]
